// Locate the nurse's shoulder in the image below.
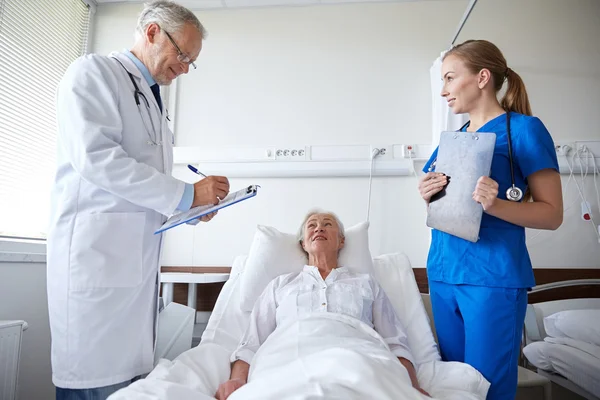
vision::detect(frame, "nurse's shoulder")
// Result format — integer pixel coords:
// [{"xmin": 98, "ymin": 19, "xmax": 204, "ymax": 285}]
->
[{"xmin": 509, "ymin": 112, "xmax": 552, "ymax": 142}]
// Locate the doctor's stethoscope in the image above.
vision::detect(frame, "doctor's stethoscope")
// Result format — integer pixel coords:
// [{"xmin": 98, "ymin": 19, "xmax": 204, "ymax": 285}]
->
[
  {"xmin": 113, "ymin": 58, "xmax": 170, "ymax": 146},
  {"xmin": 428, "ymin": 112, "xmax": 523, "ymax": 202}
]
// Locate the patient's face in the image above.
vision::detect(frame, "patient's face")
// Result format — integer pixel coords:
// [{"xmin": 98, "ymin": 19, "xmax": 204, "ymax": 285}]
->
[{"xmin": 302, "ymin": 213, "xmax": 345, "ymax": 255}]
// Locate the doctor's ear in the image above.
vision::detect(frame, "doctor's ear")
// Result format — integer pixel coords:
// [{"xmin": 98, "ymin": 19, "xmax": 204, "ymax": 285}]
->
[
  {"xmin": 145, "ymin": 23, "xmax": 161, "ymax": 44},
  {"xmin": 477, "ymin": 68, "xmax": 492, "ymax": 89}
]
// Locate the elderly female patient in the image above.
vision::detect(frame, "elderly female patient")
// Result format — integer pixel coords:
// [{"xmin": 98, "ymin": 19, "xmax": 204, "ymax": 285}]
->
[{"xmin": 216, "ymin": 210, "xmax": 430, "ymax": 399}]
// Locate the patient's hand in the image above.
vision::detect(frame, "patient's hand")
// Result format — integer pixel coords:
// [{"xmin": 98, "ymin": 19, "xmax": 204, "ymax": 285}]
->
[{"xmin": 215, "ymin": 378, "xmax": 245, "ymax": 400}]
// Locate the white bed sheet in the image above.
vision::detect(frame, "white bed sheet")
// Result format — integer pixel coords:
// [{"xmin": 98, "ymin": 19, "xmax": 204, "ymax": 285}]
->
[
  {"xmin": 109, "ymin": 254, "xmax": 489, "ymax": 400},
  {"xmin": 523, "ymin": 340, "xmax": 600, "ymax": 397}
]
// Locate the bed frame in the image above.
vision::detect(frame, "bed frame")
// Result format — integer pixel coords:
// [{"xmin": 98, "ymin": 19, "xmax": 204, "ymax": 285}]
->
[{"xmin": 522, "ymin": 279, "xmax": 600, "ymax": 400}]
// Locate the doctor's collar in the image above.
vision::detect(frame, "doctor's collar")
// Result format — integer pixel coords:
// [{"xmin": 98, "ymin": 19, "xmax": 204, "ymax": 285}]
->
[{"xmin": 123, "ymin": 50, "xmax": 156, "ymax": 87}]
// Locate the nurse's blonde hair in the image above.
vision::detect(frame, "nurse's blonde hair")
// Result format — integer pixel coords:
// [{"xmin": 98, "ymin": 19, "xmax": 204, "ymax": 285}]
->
[{"xmin": 444, "ymin": 40, "xmax": 532, "ymax": 116}]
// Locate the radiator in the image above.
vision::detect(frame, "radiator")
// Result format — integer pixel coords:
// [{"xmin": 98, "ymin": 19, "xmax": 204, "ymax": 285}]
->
[{"xmin": 0, "ymin": 321, "xmax": 27, "ymax": 400}]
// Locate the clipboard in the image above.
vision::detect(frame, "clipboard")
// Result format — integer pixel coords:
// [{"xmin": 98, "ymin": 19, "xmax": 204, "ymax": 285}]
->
[
  {"xmin": 426, "ymin": 131, "xmax": 496, "ymax": 242},
  {"xmin": 155, "ymin": 185, "xmax": 260, "ymax": 234}
]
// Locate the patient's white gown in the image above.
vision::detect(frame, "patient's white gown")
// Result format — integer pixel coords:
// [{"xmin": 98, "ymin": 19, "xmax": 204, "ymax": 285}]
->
[{"xmin": 231, "ymin": 265, "xmax": 414, "ymax": 366}]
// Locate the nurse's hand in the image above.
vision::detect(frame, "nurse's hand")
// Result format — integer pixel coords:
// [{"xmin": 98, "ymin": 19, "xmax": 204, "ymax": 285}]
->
[
  {"xmin": 418, "ymin": 172, "xmax": 447, "ymax": 202},
  {"xmin": 473, "ymin": 176, "xmax": 499, "ymax": 211},
  {"xmin": 215, "ymin": 378, "xmax": 246, "ymax": 400},
  {"xmin": 192, "ymin": 176, "xmax": 230, "ymax": 207}
]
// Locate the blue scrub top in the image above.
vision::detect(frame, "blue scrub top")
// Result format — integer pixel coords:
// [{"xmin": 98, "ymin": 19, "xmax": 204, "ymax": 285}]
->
[{"xmin": 423, "ymin": 112, "xmax": 559, "ymax": 289}]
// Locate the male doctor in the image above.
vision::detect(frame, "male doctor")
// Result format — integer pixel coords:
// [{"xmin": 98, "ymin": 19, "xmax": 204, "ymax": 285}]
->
[{"xmin": 47, "ymin": 1, "xmax": 229, "ymax": 399}]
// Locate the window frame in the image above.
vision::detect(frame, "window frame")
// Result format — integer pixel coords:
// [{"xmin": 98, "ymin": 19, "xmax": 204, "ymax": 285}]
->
[{"xmin": 0, "ymin": 0, "xmax": 96, "ymax": 259}]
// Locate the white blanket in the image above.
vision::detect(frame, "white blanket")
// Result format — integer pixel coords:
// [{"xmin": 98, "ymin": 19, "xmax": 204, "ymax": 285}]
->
[{"xmin": 110, "ymin": 314, "xmax": 489, "ymax": 400}]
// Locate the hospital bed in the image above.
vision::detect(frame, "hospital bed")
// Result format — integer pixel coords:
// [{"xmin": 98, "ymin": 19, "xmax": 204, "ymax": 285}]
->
[
  {"xmin": 522, "ymin": 279, "xmax": 600, "ymax": 400},
  {"xmin": 110, "ymin": 242, "xmax": 490, "ymax": 400}
]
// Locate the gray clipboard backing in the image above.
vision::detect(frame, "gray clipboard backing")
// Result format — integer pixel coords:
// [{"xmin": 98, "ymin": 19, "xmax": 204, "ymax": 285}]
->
[{"xmin": 426, "ymin": 131, "xmax": 496, "ymax": 242}]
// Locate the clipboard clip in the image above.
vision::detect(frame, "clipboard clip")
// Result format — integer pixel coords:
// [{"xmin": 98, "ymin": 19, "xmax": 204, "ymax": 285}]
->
[{"xmin": 246, "ymin": 185, "xmax": 261, "ymax": 194}]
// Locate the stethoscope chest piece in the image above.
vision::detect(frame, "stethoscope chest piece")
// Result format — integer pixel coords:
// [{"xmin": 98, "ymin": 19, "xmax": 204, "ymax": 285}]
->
[{"xmin": 506, "ymin": 185, "xmax": 523, "ymax": 202}]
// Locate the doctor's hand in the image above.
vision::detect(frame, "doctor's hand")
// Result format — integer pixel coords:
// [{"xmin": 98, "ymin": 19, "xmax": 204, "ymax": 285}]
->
[
  {"xmin": 418, "ymin": 172, "xmax": 447, "ymax": 202},
  {"xmin": 215, "ymin": 378, "xmax": 246, "ymax": 400},
  {"xmin": 192, "ymin": 176, "xmax": 230, "ymax": 207},
  {"xmin": 200, "ymin": 211, "xmax": 217, "ymax": 222},
  {"xmin": 473, "ymin": 176, "xmax": 499, "ymax": 211}
]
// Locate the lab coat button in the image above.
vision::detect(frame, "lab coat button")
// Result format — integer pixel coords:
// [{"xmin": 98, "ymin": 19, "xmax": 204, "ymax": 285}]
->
[{"xmin": 321, "ymin": 303, "xmax": 326, "ymax": 306}]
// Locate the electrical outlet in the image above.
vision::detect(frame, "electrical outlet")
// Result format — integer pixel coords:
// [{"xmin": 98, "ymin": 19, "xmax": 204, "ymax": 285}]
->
[
  {"xmin": 401, "ymin": 144, "xmax": 416, "ymax": 158},
  {"xmin": 555, "ymin": 143, "xmax": 574, "ymax": 156},
  {"xmin": 371, "ymin": 145, "xmax": 393, "ymax": 160}
]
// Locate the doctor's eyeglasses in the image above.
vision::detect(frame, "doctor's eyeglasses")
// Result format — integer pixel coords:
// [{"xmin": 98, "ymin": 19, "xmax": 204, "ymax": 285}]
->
[{"xmin": 162, "ymin": 27, "xmax": 197, "ymax": 70}]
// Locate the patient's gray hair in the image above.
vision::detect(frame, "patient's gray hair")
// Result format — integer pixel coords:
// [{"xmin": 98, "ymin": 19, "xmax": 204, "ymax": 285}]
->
[
  {"xmin": 135, "ymin": 1, "xmax": 207, "ymax": 40},
  {"xmin": 297, "ymin": 209, "xmax": 345, "ymax": 248}
]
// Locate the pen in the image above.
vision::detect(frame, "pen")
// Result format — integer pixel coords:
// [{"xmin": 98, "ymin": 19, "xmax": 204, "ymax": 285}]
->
[{"xmin": 187, "ymin": 164, "xmax": 207, "ymax": 178}]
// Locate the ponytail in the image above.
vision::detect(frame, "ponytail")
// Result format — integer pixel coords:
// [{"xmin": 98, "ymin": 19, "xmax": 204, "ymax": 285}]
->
[{"xmin": 500, "ymin": 68, "xmax": 532, "ymax": 116}]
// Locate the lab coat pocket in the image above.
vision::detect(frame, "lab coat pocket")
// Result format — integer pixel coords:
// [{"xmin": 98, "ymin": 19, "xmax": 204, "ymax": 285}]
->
[{"xmin": 70, "ymin": 212, "xmax": 145, "ymax": 290}]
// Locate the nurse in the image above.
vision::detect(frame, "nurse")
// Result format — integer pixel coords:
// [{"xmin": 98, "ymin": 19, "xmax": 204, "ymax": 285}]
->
[{"xmin": 418, "ymin": 40, "xmax": 563, "ymax": 400}]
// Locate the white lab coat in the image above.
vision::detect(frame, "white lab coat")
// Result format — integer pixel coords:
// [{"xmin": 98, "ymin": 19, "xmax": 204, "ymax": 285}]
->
[{"xmin": 47, "ymin": 51, "xmax": 185, "ymax": 389}]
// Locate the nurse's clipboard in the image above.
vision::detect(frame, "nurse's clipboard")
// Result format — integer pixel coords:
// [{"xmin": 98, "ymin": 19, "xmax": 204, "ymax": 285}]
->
[
  {"xmin": 154, "ymin": 185, "xmax": 260, "ymax": 234},
  {"xmin": 426, "ymin": 131, "xmax": 496, "ymax": 242}
]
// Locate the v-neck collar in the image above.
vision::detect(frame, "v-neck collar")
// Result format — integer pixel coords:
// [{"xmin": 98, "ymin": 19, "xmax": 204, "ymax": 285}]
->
[{"xmin": 464, "ymin": 112, "xmax": 508, "ymax": 133}]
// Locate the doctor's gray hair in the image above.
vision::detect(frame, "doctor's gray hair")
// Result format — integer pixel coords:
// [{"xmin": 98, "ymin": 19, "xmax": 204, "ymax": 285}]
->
[
  {"xmin": 297, "ymin": 209, "xmax": 345, "ymax": 247},
  {"xmin": 136, "ymin": 1, "xmax": 207, "ymax": 40}
]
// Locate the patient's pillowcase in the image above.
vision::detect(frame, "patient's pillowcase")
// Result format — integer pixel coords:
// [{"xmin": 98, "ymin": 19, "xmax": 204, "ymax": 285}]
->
[
  {"xmin": 543, "ymin": 309, "xmax": 600, "ymax": 347},
  {"xmin": 239, "ymin": 222, "xmax": 374, "ymax": 312}
]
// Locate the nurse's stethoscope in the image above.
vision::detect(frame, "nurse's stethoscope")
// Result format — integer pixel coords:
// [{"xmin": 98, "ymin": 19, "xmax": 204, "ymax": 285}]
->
[
  {"xmin": 113, "ymin": 58, "xmax": 166, "ymax": 146},
  {"xmin": 428, "ymin": 112, "xmax": 523, "ymax": 202}
]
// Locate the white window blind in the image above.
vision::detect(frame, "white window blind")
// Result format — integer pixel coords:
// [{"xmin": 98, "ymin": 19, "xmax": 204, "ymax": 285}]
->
[{"xmin": 0, "ymin": 0, "xmax": 90, "ymax": 239}]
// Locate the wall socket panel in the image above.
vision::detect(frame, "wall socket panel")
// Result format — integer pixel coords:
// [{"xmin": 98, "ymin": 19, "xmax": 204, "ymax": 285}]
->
[
  {"xmin": 555, "ymin": 141, "xmax": 600, "ymax": 158},
  {"xmin": 273, "ymin": 147, "xmax": 307, "ymax": 160}
]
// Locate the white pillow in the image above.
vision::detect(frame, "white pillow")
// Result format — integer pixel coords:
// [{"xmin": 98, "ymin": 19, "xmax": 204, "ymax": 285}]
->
[
  {"xmin": 372, "ymin": 253, "xmax": 441, "ymax": 365},
  {"xmin": 200, "ymin": 255, "xmax": 250, "ymax": 352},
  {"xmin": 522, "ymin": 341, "xmax": 555, "ymax": 372},
  {"xmin": 543, "ymin": 309, "xmax": 600, "ymax": 347},
  {"xmin": 238, "ymin": 222, "xmax": 373, "ymax": 312}
]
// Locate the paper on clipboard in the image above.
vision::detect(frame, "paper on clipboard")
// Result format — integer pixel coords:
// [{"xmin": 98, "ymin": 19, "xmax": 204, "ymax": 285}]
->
[{"xmin": 155, "ymin": 185, "xmax": 260, "ymax": 234}]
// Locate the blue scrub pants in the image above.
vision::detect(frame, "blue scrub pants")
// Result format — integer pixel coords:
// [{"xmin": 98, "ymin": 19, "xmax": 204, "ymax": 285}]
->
[
  {"xmin": 429, "ymin": 280, "xmax": 527, "ymax": 400},
  {"xmin": 56, "ymin": 376, "xmax": 140, "ymax": 400}
]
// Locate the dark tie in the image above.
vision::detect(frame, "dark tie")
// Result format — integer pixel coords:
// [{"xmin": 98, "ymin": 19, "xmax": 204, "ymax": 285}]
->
[{"xmin": 150, "ymin": 83, "xmax": 162, "ymax": 113}]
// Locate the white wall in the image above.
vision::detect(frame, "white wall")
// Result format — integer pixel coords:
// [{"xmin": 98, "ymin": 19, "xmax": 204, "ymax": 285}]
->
[
  {"xmin": 92, "ymin": 0, "xmax": 600, "ymax": 268},
  {"xmin": 0, "ymin": 262, "xmax": 53, "ymax": 400}
]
